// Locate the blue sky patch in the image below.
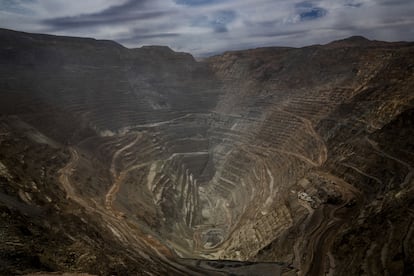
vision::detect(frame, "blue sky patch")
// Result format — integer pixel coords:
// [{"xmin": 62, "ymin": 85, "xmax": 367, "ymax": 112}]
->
[
  {"xmin": 300, "ymin": 7, "xmax": 327, "ymax": 20},
  {"xmin": 294, "ymin": 2, "xmax": 328, "ymax": 21}
]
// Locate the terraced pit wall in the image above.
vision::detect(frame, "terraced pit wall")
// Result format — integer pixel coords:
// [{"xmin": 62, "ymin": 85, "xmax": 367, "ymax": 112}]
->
[{"xmin": 1, "ymin": 29, "xmax": 413, "ymax": 275}]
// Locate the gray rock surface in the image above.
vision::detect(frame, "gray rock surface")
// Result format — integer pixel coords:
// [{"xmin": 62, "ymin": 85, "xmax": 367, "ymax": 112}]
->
[{"xmin": 0, "ymin": 28, "xmax": 413, "ymax": 275}]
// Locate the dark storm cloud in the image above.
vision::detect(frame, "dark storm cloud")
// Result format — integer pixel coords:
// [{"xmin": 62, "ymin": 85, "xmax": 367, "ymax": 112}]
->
[
  {"xmin": 174, "ymin": 0, "xmax": 222, "ymax": 6},
  {"xmin": 43, "ymin": 0, "xmax": 170, "ymax": 30},
  {"xmin": 345, "ymin": 3, "xmax": 363, "ymax": 8},
  {"xmin": 44, "ymin": 11, "xmax": 168, "ymax": 30}
]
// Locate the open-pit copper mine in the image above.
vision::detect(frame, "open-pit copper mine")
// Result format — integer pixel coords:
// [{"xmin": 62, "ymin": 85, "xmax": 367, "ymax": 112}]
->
[{"xmin": 0, "ymin": 29, "xmax": 413, "ymax": 275}]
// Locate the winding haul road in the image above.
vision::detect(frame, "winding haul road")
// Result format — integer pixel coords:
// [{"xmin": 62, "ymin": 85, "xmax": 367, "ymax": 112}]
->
[
  {"xmin": 57, "ymin": 125, "xmax": 365, "ymax": 276},
  {"xmin": 299, "ymin": 172, "xmax": 362, "ymax": 276},
  {"xmin": 57, "ymin": 139, "xmax": 208, "ymax": 275}
]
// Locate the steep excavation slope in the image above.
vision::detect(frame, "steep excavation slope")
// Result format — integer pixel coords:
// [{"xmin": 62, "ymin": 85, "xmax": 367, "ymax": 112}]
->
[{"xmin": 0, "ymin": 29, "xmax": 413, "ymax": 275}]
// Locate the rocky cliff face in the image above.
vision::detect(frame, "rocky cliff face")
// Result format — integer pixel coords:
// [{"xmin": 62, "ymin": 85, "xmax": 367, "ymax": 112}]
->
[{"xmin": 0, "ymin": 29, "xmax": 413, "ymax": 275}]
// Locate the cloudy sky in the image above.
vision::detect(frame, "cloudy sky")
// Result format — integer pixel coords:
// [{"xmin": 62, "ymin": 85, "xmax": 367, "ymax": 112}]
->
[{"xmin": 1, "ymin": 0, "xmax": 413, "ymax": 56}]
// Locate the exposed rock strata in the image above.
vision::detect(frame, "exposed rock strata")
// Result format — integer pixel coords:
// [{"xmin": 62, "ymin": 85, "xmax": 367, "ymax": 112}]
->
[{"xmin": 0, "ymin": 29, "xmax": 413, "ymax": 275}]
